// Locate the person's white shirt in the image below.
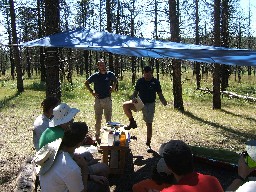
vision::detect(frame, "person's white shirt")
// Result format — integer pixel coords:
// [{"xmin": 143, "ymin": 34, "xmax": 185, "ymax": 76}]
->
[
  {"xmin": 236, "ymin": 181, "xmax": 256, "ymax": 192},
  {"xmin": 40, "ymin": 150, "xmax": 84, "ymax": 192},
  {"xmin": 33, "ymin": 114, "xmax": 51, "ymax": 151}
]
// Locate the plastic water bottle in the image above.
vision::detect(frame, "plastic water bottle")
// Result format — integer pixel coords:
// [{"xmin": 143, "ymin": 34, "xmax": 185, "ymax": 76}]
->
[
  {"xmin": 108, "ymin": 131, "xmax": 114, "ymax": 146},
  {"xmin": 114, "ymin": 131, "xmax": 120, "ymax": 146},
  {"xmin": 120, "ymin": 131, "xmax": 126, "ymax": 146}
]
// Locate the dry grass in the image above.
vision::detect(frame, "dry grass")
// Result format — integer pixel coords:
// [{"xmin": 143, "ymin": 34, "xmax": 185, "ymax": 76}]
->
[{"xmin": 0, "ymin": 72, "xmax": 256, "ymax": 191}]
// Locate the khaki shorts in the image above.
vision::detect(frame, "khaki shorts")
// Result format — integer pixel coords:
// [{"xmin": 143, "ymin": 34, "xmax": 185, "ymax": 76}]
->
[
  {"xmin": 142, "ymin": 102, "xmax": 155, "ymax": 123},
  {"xmin": 94, "ymin": 97, "xmax": 112, "ymax": 134}
]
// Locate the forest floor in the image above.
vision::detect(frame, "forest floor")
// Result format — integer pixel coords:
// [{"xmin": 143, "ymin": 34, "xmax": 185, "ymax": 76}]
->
[{"xmin": 1, "ymin": 74, "xmax": 256, "ymax": 191}]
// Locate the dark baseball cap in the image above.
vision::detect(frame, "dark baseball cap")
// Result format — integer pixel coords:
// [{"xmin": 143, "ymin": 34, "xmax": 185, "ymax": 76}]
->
[
  {"xmin": 163, "ymin": 140, "xmax": 193, "ymax": 167},
  {"xmin": 143, "ymin": 66, "xmax": 152, "ymax": 72}
]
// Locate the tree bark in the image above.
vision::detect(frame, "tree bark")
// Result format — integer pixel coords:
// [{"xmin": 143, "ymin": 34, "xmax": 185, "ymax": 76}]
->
[
  {"xmin": 169, "ymin": 0, "xmax": 184, "ymax": 110},
  {"xmin": 194, "ymin": 0, "xmax": 201, "ymax": 89},
  {"xmin": 220, "ymin": 0, "xmax": 230, "ymax": 91},
  {"xmin": 213, "ymin": 0, "xmax": 221, "ymax": 109},
  {"xmin": 37, "ymin": 0, "xmax": 46, "ymax": 82},
  {"xmin": 45, "ymin": 0, "xmax": 61, "ymax": 99},
  {"xmin": 9, "ymin": 0, "xmax": 24, "ymax": 92},
  {"xmin": 106, "ymin": 0, "xmax": 114, "ymax": 72}
]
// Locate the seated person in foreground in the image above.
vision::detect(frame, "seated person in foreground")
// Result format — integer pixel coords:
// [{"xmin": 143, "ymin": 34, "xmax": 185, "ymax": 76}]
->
[
  {"xmin": 39, "ymin": 102, "xmax": 80, "ymax": 149},
  {"xmin": 33, "ymin": 96, "xmax": 60, "ymax": 151},
  {"xmin": 226, "ymin": 151, "xmax": 256, "ymax": 191},
  {"xmin": 150, "ymin": 140, "xmax": 224, "ymax": 192},
  {"xmin": 132, "ymin": 158, "xmax": 175, "ymax": 192},
  {"xmin": 39, "ymin": 102, "xmax": 109, "ymax": 177},
  {"xmin": 39, "ymin": 122, "xmax": 110, "ymax": 192}
]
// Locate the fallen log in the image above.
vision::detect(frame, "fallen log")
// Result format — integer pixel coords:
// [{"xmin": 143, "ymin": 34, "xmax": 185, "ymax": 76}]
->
[
  {"xmin": 14, "ymin": 157, "xmax": 37, "ymax": 192},
  {"xmin": 222, "ymin": 91, "xmax": 256, "ymax": 102},
  {"xmin": 198, "ymin": 88, "xmax": 256, "ymax": 102}
]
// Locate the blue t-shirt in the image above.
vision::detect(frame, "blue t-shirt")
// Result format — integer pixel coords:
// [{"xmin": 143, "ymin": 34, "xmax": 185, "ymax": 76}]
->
[
  {"xmin": 87, "ymin": 71, "xmax": 117, "ymax": 99},
  {"xmin": 135, "ymin": 77, "xmax": 162, "ymax": 104}
]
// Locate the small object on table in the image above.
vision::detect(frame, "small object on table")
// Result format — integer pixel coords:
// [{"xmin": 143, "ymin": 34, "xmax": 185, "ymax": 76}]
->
[
  {"xmin": 108, "ymin": 131, "xmax": 114, "ymax": 146},
  {"xmin": 120, "ymin": 131, "xmax": 126, "ymax": 146}
]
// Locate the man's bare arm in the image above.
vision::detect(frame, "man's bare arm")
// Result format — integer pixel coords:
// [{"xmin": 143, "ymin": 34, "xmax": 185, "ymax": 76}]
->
[
  {"xmin": 158, "ymin": 92, "xmax": 167, "ymax": 106},
  {"xmin": 85, "ymin": 80, "xmax": 98, "ymax": 98}
]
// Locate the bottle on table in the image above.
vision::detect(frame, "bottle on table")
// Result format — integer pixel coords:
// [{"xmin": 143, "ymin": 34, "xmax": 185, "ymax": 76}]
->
[
  {"xmin": 108, "ymin": 131, "xmax": 114, "ymax": 146},
  {"xmin": 120, "ymin": 131, "xmax": 126, "ymax": 146},
  {"xmin": 114, "ymin": 131, "xmax": 120, "ymax": 146}
]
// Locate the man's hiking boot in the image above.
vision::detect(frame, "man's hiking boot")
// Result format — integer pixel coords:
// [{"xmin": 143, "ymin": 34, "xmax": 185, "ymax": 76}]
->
[
  {"xmin": 124, "ymin": 120, "xmax": 137, "ymax": 130},
  {"xmin": 146, "ymin": 141, "xmax": 153, "ymax": 153}
]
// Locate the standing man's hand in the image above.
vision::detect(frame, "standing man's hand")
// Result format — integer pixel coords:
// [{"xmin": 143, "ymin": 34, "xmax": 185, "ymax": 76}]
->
[
  {"xmin": 109, "ymin": 86, "xmax": 115, "ymax": 93},
  {"xmin": 132, "ymin": 97, "xmax": 138, "ymax": 104},
  {"xmin": 85, "ymin": 80, "xmax": 99, "ymax": 98},
  {"xmin": 158, "ymin": 92, "xmax": 168, "ymax": 106},
  {"xmin": 162, "ymin": 100, "xmax": 168, "ymax": 106},
  {"xmin": 92, "ymin": 92, "xmax": 99, "ymax": 98}
]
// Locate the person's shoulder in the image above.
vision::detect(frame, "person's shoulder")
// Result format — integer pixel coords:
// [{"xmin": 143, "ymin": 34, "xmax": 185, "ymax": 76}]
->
[
  {"xmin": 58, "ymin": 151, "xmax": 79, "ymax": 170},
  {"xmin": 51, "ymin": 151, "xmax": 79, "ymax": 177},
  {"xmin": 197, "ymin": 172, "xmax": 221, "ymax": 182},
  {"xmin": 93, "ymin": 72, "xmax": 100, "ymax": 76},
  {"xmin": 137, "ymin": 77, "xmax": 144, "ymax": 82},
  {"xmin": 34, "ymin": 114, "xmax": 50, "ymax": 127},
  {"xmin": 161, "ymin": 186, "xmax": 174, "ymax": 192},
  {"xmin": 152, "ymin": 77, "xmax": 160, "ymax": 83},
  {"xmin": 107, "ymin": 71, "xmax": 116, "ymax": 76},
  {"xmin": 34, "ymin": 114, "xmax": 44, "ymax": 126},
  {"xmin": 88, "ymin": 72, "xmax": 99, "ymax": 78}
]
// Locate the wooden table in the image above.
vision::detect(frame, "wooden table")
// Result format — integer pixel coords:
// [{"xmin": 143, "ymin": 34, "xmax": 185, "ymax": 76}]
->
[
  {"xmin": 99, "ymin": 126, "xmax": 130, "ymax": 174},
  {"xmin": 100, "ymin": 144, "xmax": 130, "ymax": 174}
]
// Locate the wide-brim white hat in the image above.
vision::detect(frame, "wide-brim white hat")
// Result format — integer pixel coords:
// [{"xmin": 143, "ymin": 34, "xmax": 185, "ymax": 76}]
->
[
  {"xmin": 246, "ymin": 140, "xmax": 256, "ymax": 162},
  {"xmin": 49, "ymin": 103, "xmax": 80, "ymax": 127},
  {"xmin": 33, "ymin": 138, "xmax": 62, "ymax": 175}
]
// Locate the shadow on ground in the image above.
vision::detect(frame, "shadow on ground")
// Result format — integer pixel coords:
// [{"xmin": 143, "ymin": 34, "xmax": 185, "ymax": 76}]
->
[{"xmin": 108, "ymin": 150, "xmax": 237, "ymax": 192}]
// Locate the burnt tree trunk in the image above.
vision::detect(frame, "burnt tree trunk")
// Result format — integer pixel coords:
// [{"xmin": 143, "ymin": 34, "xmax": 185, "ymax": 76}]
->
[
  {"xmin": 213, "ymin": 0, "xmax": 221, "ymax": 109},
  {"xmin": 169, "ymin": 0, "xmax": 184, "ymax": 110},
  {"xmin": 106, "ymin": 0, "xmax": 114, "ymax": 72},
  {"xmin": 220, "ymin": 0, "xmax": 230, "ymax": 91},
  {"xmin": 45, "ymin": 0, "xmax": 61, "ymax": 99},
  {"xmin": 37, "ymin": 0, "xmax": 46, "ymax": 82},
  {"xmin": 9, "ymin": 0, "xmax": 24, "ymax": 92},
  {"xmin": 194, "ymin": 0, "xmax": 201, "ymax": 89}
]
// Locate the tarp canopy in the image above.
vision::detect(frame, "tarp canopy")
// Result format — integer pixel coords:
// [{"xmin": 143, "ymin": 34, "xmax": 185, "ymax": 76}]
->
[{"xmin": 21, "ymin": 27, "xmax": 256, "ymax": 66}]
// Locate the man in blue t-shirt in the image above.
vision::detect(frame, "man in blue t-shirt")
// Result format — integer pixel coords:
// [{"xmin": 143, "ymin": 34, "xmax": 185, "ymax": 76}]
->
[
  {"xmin": 123, "ymin": 66, "xmax": 167, "ymax": 152},
  {"xmin": 85, "ymin": 59, "xmax": 117, "ymax": 142}
]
